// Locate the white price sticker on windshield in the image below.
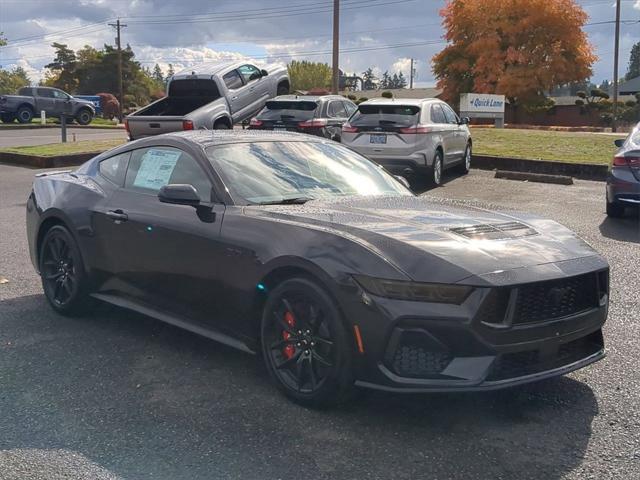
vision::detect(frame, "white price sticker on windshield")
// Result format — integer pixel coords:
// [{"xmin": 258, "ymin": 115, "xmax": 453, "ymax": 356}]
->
[{"xmin": 133, "ymin": 149, "xmax": 181, "ymax": 190}]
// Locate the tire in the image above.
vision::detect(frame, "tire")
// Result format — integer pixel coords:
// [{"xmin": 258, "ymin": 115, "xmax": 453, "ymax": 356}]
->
[
  {"xmin": 16, "ymin": 106, "xmax": 34, "ymax": 124},
  {"xmin": 213, "ymin": 120, "xmax": 230, "ymax": 130},
  {"xmin": 606, "ymin": 198, "xmax": 625, "ymax": 218},
  {"xmin": 39, "ymin": 225, "xmax": 94, "ymax": 316},
  {"xmin": 277, "ymin": 84, "xmax": 290, "ymax": 95},
  {"xmin": 75, "ymin": 109, "xmax": 93, "ymax": 125},
  {"xmin": 261, "ymin": 276, "xmax": 356, "ymax": 408},
  {"xmin": 1, "ymin": 113, "xmax": 15, "ymax": 123},
  {"xmin": 429, "ymin": 150, "xmax": 444, "ymax": 186},
  {"xmin": 457, "ymin": 143, "xmax": 472, "ymax": 175}
]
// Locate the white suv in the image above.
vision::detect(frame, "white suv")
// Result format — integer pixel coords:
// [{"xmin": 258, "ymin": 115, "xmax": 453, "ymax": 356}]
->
[{"xmin": 341, "ymin": 98, "xmax": 472, "ymax": 185}]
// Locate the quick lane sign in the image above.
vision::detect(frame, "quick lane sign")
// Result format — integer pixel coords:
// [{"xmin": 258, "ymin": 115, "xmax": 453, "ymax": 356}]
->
[{"xmin": 460, "ymin": 93, "xmax": 505, "ymax": 114}]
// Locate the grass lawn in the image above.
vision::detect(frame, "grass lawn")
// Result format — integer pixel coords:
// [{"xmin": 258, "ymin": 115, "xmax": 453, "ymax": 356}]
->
[
  {"xmin": 0, "ymin": 117, "xmax": 121, "ymax": 128},
  {"xmin": 0, "ymin": 139, "xmax": 125, "ymax": 157},
  {"xmin": 472, "ymin": 128, "xmax": 626, "ymax": 165}
]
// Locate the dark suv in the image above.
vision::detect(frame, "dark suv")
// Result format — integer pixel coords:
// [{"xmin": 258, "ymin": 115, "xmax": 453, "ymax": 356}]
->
[{"xmin": 248, "ymin": 95, "xmax": 357, "ymax": 141}]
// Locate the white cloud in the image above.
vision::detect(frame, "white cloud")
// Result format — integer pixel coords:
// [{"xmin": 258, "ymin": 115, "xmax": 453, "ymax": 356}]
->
[{"xmin": 634, "ymin": 1, "xmax": 640, "ymax": 11}]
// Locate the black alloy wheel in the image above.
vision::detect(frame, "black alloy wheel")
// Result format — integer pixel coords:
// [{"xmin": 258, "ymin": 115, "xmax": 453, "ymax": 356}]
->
[
  {"xmin": 39, "ymin": 225, "xmax": 93, "ymax": 315},
  {"xmin": 16, "ymin": 106, "xmax": 34, "ymax": 124},
  {"xmin": 261, "ymin": 277, "xmax": 355, "ymax": 407},
  {"xmin": 76, "ymin": 109, "xmax": 93, "ymax": 125},
  {"xmin": 0, "ymin": 113, "xmax": 15, "ymax": 123}
]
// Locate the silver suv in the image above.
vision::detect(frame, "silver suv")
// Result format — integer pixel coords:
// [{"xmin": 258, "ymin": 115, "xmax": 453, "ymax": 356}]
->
[{"xmin": 341, "ymin": 98, "xmax": 472, "ymax": 185}]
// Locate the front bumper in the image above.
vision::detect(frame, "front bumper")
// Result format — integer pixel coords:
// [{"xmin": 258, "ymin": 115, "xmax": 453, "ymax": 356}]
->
[{"xmin": 339, "ymin": 267, "xmax": 609, "ymax": 393}]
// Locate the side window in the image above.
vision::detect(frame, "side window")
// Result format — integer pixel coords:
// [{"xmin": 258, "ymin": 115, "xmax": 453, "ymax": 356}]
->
[
  {"xmin": 99, "ymin": 151, "xmax": 130, "ymax": 186},
  {"xmin": 328, "ymin": 101, "xmax": 347, "ymax": 118},
  {"xmin": 343, "ymin": 101, "xmax": 357, "ymax": 117},
  {"xmin": 430, "ymin": 104, "xmax": 446, "ymax": 124},
  {"xmin": 237, "ymin": 64, "xmax": 262, "ymax": 84},
  {"xmin": 441, "ymin": 104, "xmax": 459, "ymax": 124},
  {"xmin": 18, "ymin": 87, "xmax": 32, "ymax": 96},
  {"xmin": 223, "ymin": 70, "xmax": 244, "ymax": 90},
  {"xmin": 36, "ymin": 88, "xmax": 55, "ymax": 98},
  {"xmin": 53, "ymin": 90, "xmax": 69, "ymax": 100},
  {"xmin": 124, "ymin": 147, "xmax": 212, "ymax": 202}
]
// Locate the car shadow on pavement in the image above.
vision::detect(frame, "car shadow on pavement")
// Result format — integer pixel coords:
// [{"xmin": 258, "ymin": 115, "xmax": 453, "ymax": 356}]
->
[
  {"xmin": 408, "ymin": 170, "xmax": 465, "ymax": 195},
  {"xmin": 1, "ymin": 294, "xmax": 599, "ymax": 480},
  {"xmin": 599, "ymin": 215, "xmax": 640, "ymax": 244}
]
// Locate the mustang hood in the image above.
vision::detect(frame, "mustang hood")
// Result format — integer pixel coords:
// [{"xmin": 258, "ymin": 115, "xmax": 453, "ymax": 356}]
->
[{"xmin": 252, "ymin": 195, "xmax": 604, "ymax": 285}]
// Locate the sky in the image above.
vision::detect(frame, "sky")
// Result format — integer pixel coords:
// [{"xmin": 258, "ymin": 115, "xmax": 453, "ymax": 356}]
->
[{"xmin": 0, "ymin": 0, "xmax": 639, "ymax": 90}]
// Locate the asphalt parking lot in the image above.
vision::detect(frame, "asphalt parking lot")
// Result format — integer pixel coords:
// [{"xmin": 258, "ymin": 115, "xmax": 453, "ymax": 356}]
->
[
  {"xmin": 0, "ymin": 127, "xmax": 127, "ymax": 148},
  {"xmin": 0, "ymin": 163, "xmax": 638, "ymax": 480}
]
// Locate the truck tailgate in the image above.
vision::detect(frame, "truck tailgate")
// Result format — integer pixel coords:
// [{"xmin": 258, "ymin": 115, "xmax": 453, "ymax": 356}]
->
[{"xmin": 126, "ymin": 116, "xmax": 186, "ymax": 140}]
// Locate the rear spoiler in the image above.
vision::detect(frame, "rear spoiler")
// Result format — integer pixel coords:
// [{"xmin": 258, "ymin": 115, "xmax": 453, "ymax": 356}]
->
[{"xmin": 35, "ymin": 170, "xmax": 73, "ymax": 178}]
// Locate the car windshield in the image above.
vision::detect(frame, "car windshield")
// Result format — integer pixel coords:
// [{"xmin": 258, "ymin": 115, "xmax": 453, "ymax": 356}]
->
[
  {"xmin": 350, "ymin": 104, "xmax": 420, "ymax": 128},
  {"xmin": 206, "ymin": 141, "xmax": 412, "ymax": 204}
]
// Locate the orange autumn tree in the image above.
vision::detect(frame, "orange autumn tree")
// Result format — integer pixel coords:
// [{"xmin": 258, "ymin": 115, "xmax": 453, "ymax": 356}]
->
[{"xmin": 432, "ymin": 0, "xmax": 597, "ymax": 107}]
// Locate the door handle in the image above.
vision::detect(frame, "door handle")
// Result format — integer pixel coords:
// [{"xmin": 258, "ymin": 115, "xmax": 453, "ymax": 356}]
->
[
  {"xmin": 106, "ymin": 209, "xmax": 128, "ymax": 222},
  {"xmin": 232, "ymin": 96, "xmax": 238, "ymax": 100}
]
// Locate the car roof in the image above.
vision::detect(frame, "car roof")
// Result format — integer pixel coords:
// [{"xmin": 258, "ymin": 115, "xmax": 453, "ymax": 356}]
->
[
  {"xmin": 269, "ymin": 95, "xmax": 349, "ymax": 102},
  {"xmin": 133, "ymin": 130, "xmax": 327, "ymax": 149},
  {"xmin": 359, "ymin": 97, "xmax": 440, "ymax": 106}
]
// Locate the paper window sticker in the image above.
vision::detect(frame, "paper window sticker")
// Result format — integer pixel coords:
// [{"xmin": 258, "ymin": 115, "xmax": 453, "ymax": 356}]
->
[{"xmin": 133, "ymin": 149, "xmax": 182, "ymax": 190}]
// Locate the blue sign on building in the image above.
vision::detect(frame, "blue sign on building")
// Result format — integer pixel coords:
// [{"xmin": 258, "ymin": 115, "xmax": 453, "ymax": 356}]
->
[{"xmin": 74, "ymin": 95, "xmax": 102, "ymax": 115}]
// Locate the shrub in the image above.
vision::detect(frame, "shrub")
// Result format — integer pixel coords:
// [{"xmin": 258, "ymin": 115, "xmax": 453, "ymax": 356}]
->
[
  {"xmin": 358, "ymin": 97, "xmax": 368, "ymax": 103},
  {"xmin": 381, "ymin": 91, "xmax": 393, "ymax": 98}
]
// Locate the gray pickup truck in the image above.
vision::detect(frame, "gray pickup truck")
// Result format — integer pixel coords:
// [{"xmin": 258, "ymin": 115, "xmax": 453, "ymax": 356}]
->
[
  {"xmin": 0, "ymin": 86, "xmax": 95, "ymax": 125},
  {"xmin": 125, "ymin": 61, "xmax": 290, "ymax": 140}
]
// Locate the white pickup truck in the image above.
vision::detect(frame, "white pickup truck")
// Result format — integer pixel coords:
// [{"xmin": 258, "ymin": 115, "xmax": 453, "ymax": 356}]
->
[{"xmin": 125, "ymin": 61, "xmax": 290, "ymax": 140}]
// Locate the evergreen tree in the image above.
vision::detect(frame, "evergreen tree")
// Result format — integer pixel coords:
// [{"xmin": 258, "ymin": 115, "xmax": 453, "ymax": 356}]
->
[
  {"xmin": 380, "ymin": 71, "xmax": 390, "ymax": 89},
  {"xmin": 397, "ymin": 71, "xmax": 407, "ymax": 88},
  {"xmin": 627, "ymin": 42, "xmax": 640, "ymax": 81},
  {"xmin": 45, "ymin": 43, "xmax": 77, "ymax": 92},
  {"xmin": 362, "ymin": 68, "xmax": 377, "ymax": 90},
  {"xmin": 152, "ymin": 63, "xmax": 164, "ymax": 83}
]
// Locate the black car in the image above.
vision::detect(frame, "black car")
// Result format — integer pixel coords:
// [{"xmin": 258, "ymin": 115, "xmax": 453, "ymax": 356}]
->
[
  {"xmin": 247, "ymin": 95, "xmax": 357, "ymax": 141},
  {"xmin": 606, "ymin": 122, "xmax": 640, "ymax": 217},
  {"xmin": 27, "ymin": 131, "xmax": 609, "ymax": 407}
]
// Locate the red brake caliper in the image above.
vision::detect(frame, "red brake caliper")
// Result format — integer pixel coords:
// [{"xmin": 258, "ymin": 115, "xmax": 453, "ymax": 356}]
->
[{"xmin": 282, "ymin": 311, "xmax": 296, "ymax": 359}]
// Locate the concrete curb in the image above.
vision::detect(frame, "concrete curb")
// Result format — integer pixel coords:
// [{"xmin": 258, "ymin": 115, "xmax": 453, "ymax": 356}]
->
[
  {"xmin": 472, "ymin": 155, "xmax": 607, "ymax": 181},
  {"xmin": 0, "ymin": 124, "xmax": 123, "ymax": 130},
  {"xmin": 495, "ymin": 170, "xmax": 574, "ymax": 185},
  {"xmin": 0, "ymin": 151, "xmax": 98, "ymax": 168}
]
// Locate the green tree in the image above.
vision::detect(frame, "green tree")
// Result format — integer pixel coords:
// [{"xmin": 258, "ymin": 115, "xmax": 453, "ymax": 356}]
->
[
  {"xmin": 45, "ymin": 42, "xmax": 77, "ymax": 91},
  {"xmin": 362, "ymin": 68, "xmax": 377, "ymax": 90},
  {"xmin": 0, "ymin": 32, "xmax": 6, "ymax": 47},
  {"xmin": 396, "ymin": 71, "xmax": 407, "ymax": 88},
  {"xmin": 380, "ymin": 71, "xmax": 390, "ymax": 89},
  {"xmin": 0, "ymin": 66, "xmax": 30, "ymax": 94},
  {"xmin": 286, "ymin": 60, "xmax": 332, "ymax": 91},
  {"xmin": 626, "ymin": 42, "xmax": 640, "ymax": 81},
  {"xmin": 152, "ymin": 64, "xmax": 164, "ymax": 83}
]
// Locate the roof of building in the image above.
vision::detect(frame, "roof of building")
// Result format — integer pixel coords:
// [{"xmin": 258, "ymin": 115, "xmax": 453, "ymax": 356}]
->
[
  {"xmin": 550, "ymin": 94, "xmax": 637, "ymax": 106},
  {"xmin": 342, "ymin": 87, "xmax": 442, "ymax": 99},
  {"xmin": 619, "ymin": 76, "xmax": 640, "ymax": 95}
]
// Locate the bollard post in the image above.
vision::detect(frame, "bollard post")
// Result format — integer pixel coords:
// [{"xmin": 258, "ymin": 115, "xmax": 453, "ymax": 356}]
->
[
  {"xmin": 40, "ymin": 110, "xmax": 46, "ymax": 125},
  {"xmin": 61, "ymin": 115, "xmax": 67, "ymax": 143}
]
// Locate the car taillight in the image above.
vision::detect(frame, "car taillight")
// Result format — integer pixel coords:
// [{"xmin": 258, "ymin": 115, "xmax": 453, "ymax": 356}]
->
[
  {"xmin": 341, "ymin": 123, "xmax": 358, "ymax": 133},
  {"xmin": 298, "ymin": 118, "xmax": 328, "ymax": 128},
  {"xmin": 182, "ymin": 120, "xmax": 194, "ymax": 131},
  {"xmin": 124, "ymin": 118, "xmax": 130, "ymax": 135},
  {"xmin": 399, "ymin": 125, "xmax": 431, "ymax": 134},
  {"xmin": 249, "ymin": 118, "xmax": 263, "ymax": 127},
  {"xmin": 613, "ymin": 155, "xmax": 640, "ymax": 167}
]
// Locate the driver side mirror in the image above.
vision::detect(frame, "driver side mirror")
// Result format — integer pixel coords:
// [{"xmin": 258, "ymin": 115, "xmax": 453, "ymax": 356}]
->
[
  {"xmin": 394, "ymin": 175, "xmax": 411, "ymax": 189},
  {"xmin": 614, "ymin": 139, "xmax": 624, "ymax": 148},
  {"xmin": 158, "ymin": 184, "xmax": 200, "ymax": 207},
  {"xmin": 260, "ymin": 69, "xmax": 269, "ymax": 77},
  {"xmin": 459, "ymin": 117, "xmax": 470, "ymax": 125}
]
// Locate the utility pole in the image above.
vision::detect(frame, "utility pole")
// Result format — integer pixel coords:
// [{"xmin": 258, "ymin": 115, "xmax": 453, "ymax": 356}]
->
[
  {"xmin": 612, "ymin": 0, "xmax": 621, "ymax": 133},
  {"xmin": 109, "ymin": 19, "xmax": 127, "ymax": 122},
  {"xmin": 332, "ymin": 0, "xmax": 340, "ymax": 94},
  {"xmin": 409, "ymin": 58, "xmax": 415, "ymax": 89}
]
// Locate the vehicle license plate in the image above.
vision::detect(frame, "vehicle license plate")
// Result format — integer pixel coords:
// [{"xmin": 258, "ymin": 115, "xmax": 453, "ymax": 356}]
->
[
  {"xmin": 274, "ymin": 124, "xmax": 287, "ymax": 131},
  {"xmin": 370, "ymin": 134, "xmax": 387, "ymax": 144}
]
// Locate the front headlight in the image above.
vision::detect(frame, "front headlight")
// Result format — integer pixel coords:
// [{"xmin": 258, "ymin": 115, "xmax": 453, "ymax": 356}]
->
[{"xmin": 354, "ymin": 275, "xmax": 473, "ymax": 304}]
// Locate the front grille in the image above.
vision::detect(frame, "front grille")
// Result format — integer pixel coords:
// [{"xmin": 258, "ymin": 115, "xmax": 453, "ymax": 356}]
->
[
  {"xmin": 486, "ymin": 330, "xmax": 603, "ymax": 381},
  {"xmin": 449, "ymin": 222, "xmax": 538, "ymax": 240},
  {"xmin": 388, "ymin": 330, "xmax": 452, "ymax": 378},
  {"xmin": 513, "ymin": 273, "xmax": 598, "ymax": 325}
]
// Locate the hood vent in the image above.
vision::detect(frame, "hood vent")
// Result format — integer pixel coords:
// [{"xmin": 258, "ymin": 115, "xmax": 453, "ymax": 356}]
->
[{"xmin": 449, "ymin": 222, "xmax": 538, "ymax": 240}]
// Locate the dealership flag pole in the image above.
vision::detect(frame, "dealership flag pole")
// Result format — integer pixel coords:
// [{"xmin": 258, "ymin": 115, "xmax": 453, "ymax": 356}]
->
[{"xmin": 332, "ymin": 0, "xmax": 340, "ymax": 94}]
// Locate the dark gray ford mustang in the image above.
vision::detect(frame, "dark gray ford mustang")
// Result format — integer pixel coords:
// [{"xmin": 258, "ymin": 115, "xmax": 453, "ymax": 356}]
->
[{"xmin": 27, "ymin": 131, "xmax": 609, "ymax": 406}]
